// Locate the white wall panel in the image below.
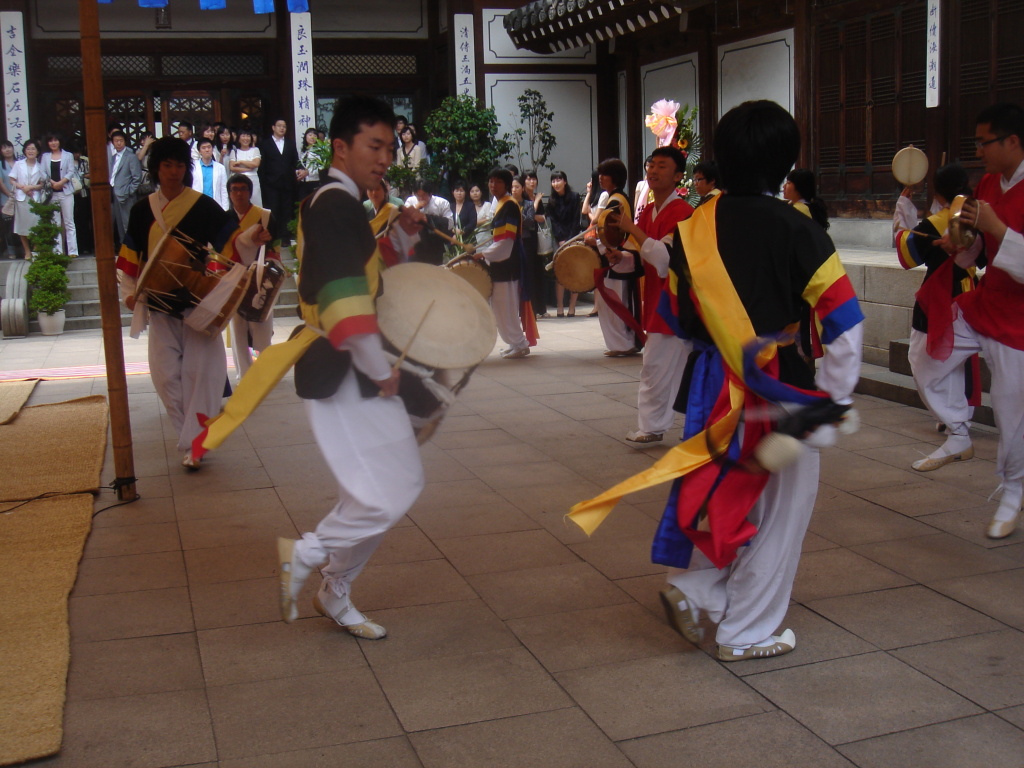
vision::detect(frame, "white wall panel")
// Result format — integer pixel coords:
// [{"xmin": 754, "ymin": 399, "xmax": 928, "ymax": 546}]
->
[
  {"xmin": 718, "ymin": 29, "xmax": 794, "ymax": 117},
  {"xmin": 639, "ymin": 53, "xmax": 699, "ymax": 159},
  {"xmin": 482, "ymin": 9, "xmax": 595, "ymax": 65},
  {"xmin": 485, "ymin": 73, "xmax": 598, "ymax": 188}
]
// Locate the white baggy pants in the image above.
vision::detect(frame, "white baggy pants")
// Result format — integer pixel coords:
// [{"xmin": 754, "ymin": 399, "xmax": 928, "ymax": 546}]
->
[
  {"xmin": 295, "ymin": 371, "xmax": 425, "ymax": 597},
  {"xmin": 912, "ymin": 312, "xmax": 1024, "ymax": 484},
  {"xmin": 667, "ymin": 447, "xmax": 820, "ymax": 647},
  {"xmin": 229, "ymin": 315, "xmax": 274, "ymax": 381},
  {"xmin": 598, "ymin": 278, "xmax": 635, "ymax": 352},
  {"xmin": 491, "ymin": 279, "xmax": 528, "ymax": 350},
  {"xmin": 148, "ymin": 310, "xmax": 227, "ymax": 451},
  {"xmin": 638, "ymin": 332, "xmax": 691, "ymax": 434}
]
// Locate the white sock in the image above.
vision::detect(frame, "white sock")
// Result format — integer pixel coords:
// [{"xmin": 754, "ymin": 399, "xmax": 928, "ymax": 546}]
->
[
  {"xmin": 926, "ymin": 433, "xmax": 971, "ymax": 460},
  {"xmin": 994, "ymin": 482, "xmax": 1023, "ymax": 523}
]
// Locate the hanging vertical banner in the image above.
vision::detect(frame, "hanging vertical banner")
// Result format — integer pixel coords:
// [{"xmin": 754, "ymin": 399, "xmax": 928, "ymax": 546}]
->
[
  {"xmin": 925, "ymin": 0, "xmax": 940, "ymax": 108},
  {"xmin": 291, "ymin": 12, "xmax": 316, "ymax": 145},
  {"xmin": 454, "ymin": 14, "xmax": 476, "ymax": 98},
  {"xmin": 0, "ymin": 12, "xmax": 28, "ymax": 150}
]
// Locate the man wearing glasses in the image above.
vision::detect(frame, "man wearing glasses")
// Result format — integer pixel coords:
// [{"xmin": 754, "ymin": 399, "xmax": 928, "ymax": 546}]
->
[{"xmin": 914, "ymin": 102, "xmax": 1024, "ymax": 540}]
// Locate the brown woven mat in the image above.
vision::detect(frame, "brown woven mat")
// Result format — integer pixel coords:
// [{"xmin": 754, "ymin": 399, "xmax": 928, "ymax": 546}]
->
[
  {"xmin": 0, "ymin": 379, "xmax": 37, "ymax": 425},
  {"xmin": 0, "ymin": 494, "xmax": 94, "ymax": 765},
  {"xmin": 0, "ymin": 395, "xmax": 108, "ymax": 502}
]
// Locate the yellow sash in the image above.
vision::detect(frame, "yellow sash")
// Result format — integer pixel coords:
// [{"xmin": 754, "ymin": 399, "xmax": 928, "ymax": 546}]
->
[{"xmin": 568, "ymin": 196, "xmax": 775, "ymax": 534}]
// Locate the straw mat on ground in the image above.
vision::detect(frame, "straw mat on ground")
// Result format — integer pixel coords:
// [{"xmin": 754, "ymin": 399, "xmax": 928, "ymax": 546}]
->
[
  {"xmin": 0, "ymin": 494, "xmax": 94, "ymax": 765},
  {"xmin": 0, "ymin": 395, "xmax": 108, "ymax": 502},
  {"xmin": 0, "ymin": 379, "xmax": 37, "ymax": 425}
]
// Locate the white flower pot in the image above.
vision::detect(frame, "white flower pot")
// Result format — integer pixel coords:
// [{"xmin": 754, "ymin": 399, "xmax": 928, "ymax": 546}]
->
[{"xmin": 37, "ymin": 309, "xmax": 66, "ymax": 336}]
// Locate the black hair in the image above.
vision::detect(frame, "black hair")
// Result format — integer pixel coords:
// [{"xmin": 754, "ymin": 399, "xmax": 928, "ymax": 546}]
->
[
  {"xmin": 43, "ymin": 133, "xmax": 62, "ymax": 145},
  {"xmin": 303, "ymin": 128, "xmax": 319, "ymax": 146},
  {"xmin": 596, "ymin": 157, "xmax": 627, "ymax": 190},
  {"xmin": 694, "ymin": 160, "xmax": 719, "ymax": 184},
  {"xmin": 489, "ymin": 167, "xmax": 513, "ymax": 191},
  {"xmin": 451, "ymin": 179, "xmax": 468, "ymax": 193},
  {"xmin": 147, "ymin": 137, "xmax": 192, "ymax": 183},
  {"xmin": 933, "ymin": 163, "xmax": 971, "ymax": 204},
  {"xmin": 787, "ymin": 168, "xmax": 829, "ymax": 230},
  {"xmin": 196, "ymin": 137, "xmax": 214, "ymax": 150},
  {"xmin": 22, "ymin": 139, "xmax": 41, "ymax": 155},
  {"xmin": 549, "ymin": 170, "xmax": 574, "ymax": 197},
  {"xmin": 715, "ymin": 100, "xmax": 800, "ymax": 196},
  {"xmin": 650, "ymin": 146, "xmax": 687, "ymax": 175},
  {"xmin": 415, "ymin": 179, "xmax": 436, "ymax": 196},
  {"xmin": 395, "ymin": 115, "xmax": 408, "ymax": 124},
  {"xmin": 177, "ymin": 121, "xmax": 194, "ymax": 133},
  {"xmin": 227, "ymin": 173, "xmax": 253, "ymax": 194},
  {"xmin": 504, "ymin": 163, "xmax": 520, "ymax": 177},
  {"xmin": 975, "ymin": 102, "xmax": 1024, "ymax": 142},
  {"xmin": 524, "ymin": 170, "xmax": 538, "ymax": 181},
  {"xmin": 109, "ymin": 130, "xmax": 127, "ymax": 142},
  {"xmin": 330, "ymin": 96, "xmax": 397, "ymax": 145}
]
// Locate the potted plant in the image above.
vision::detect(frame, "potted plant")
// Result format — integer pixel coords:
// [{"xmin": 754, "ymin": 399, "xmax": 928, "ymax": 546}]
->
[
  {"xmin": 24, "ymin": 198, "xmax": 70, "ymax": 335},
  {"xmin": 508, "ymin": 88, "xmax": 557, "ymax": 172},
  {"xmin": 422, "ymin": 94, "xmax": 512, "ymax": 186}
]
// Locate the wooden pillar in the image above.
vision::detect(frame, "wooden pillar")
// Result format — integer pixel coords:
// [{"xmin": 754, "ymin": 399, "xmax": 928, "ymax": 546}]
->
[{"xmin": 79, "ymin": 0, "xmax": 137, "ymax": 502}]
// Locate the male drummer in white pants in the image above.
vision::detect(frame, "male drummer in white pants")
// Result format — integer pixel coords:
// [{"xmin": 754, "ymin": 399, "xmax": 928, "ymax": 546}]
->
[
  {"xmin": 277, "ymin": 96, "xmax": 425, "ymax": 639},
  {"xmin": 616, "ymin": 146, "xmax": 695, "ymax": 443},
  {"xmin": 474, "ymin": 167, "xmax": 531, "ymax": 359},
  {"xmin": 223, "ymin": 173, "xmax": 278, "ymax": 381}
]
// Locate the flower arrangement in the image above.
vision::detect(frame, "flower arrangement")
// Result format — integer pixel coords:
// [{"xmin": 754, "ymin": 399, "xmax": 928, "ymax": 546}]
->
[
  {"xmin": 645, "ymin": 99, "xmax": 702, "ymax": 207},
  {"xmin": 299, "ymin": 139, "xmax": 332, "ymax": 173}
]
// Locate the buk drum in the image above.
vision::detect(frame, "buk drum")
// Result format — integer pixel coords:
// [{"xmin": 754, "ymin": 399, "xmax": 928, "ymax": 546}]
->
[
  {"xmin": 237, "ymin": 257, "xmax": 287, "ymax": 323},
  {"xmin": 376, "ymin": 262, "xmax": 498, "ymax": 443},
  {"xmin": 553, "ymin": 243, "xmax": 601, "ymax": 293},
  {"xmin": 445, "ymin": 253, "xmax": 493, "ymax": 299},
  {"xmin": 135, "ymin": 231, "xmax": 221, "ymax": 312}
]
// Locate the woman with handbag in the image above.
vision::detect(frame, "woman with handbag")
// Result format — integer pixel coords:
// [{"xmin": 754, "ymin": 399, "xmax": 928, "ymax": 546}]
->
[
  {"xmin": 9, "ymin": 139, "xmax": 45, "ymax": 259},
  {"xmin": 42, "ymin": 133, "xmax": 79, "ymax": 256}
]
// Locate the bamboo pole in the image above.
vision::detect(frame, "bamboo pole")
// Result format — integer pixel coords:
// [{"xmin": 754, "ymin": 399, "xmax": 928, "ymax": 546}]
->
[{"xmin": 79, "ymin": 0, "xmax": 137, "ymax": 501}]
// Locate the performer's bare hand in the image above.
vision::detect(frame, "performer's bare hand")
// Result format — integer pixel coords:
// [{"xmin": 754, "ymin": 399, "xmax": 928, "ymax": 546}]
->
[
  {"xmin": 900, "ymin": 185, "xmax": 917, "ymax": 198},
  {"xmin": 964, "ymin": 199, "xmax": 1007, "ymax": 241},
  {"xmin": 583, "ymin": 234, "xmax": 597, "ymax": 248},
  {"xmin": 934, "ymin": 234, "xmax": 956, "ymax": 255},
  {"xmin": 252, "ymin": 223, "xmax": 273, "ymax": 245},
  {"xmin": 375, "ymin": 368, "xmax": 400, "ymax": 398},
  {"xmin": 398, "ymin": 205, "xmax": 426, "ymax": 234},
  {"xmin": 606, "ymin": 248, "xmax": 623, "ymax": 266}
]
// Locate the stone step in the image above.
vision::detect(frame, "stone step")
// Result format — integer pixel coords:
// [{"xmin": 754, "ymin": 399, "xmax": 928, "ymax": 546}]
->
[{"xmin": 856, "ymin": 362, "xmax": 994, "ymax": 428}]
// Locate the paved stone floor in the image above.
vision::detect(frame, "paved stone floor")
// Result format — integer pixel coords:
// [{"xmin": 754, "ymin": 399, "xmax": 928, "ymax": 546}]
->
[{"xmin": 4, "ymin": 314, "xmax": 1024, "ymax": 768}]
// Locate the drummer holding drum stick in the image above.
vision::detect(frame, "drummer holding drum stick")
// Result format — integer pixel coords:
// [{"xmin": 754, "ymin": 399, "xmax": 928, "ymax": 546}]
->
[
  {"xmin": 277, "ymin": 96, "xmax": 428, "ymax": 639},
  {"xmin": 912, "ymin": 103, "xmax": 1024, "ymax": 539}
]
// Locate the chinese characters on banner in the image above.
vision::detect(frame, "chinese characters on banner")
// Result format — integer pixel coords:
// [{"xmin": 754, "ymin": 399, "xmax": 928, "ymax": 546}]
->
[
  {"xmin": 0, "ymin": 12, "xmax": 28, "ymax": 149},
  {"xmin": 291, "ymin": 12, "xmax": 316, "ymax": 149},
  {"xmin": 925, "ymin": 0, "xmax": 940, "ymax": 108},
  {"xmin": 453, "ymin": 14, "xmax": 476, "ymax": 98}
]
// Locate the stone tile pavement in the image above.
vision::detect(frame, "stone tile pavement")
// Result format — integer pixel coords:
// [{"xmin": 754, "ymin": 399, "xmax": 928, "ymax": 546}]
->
[{"xmin": 5, "ymin": 314, "xmax": 1024, "ymax": 768}]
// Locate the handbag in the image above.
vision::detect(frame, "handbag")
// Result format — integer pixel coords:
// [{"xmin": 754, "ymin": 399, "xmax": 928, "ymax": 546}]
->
[
  {"xmin": 537, "ymin": 220, "xmax": 554, "ymax": 256},
  {"xmin": 39, "ymin": 177, "xmax": 53, "ymax": 203},
  {"xmin": 70, "ymin": 174, "xmax": 83, "ymax": 194}
]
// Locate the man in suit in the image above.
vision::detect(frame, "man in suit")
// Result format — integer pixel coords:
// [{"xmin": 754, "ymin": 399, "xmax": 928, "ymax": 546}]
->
[
  {"xmin": 109, "ymin": 129, "xmax": 143, "ymax": 248},
  {"xmin": 257, "ymin": 118, "xmax": 299, "ymax": 246}
]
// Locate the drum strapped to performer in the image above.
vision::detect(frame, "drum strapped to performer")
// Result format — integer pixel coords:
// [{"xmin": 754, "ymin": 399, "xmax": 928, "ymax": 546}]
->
[
  {"xmin": 375, "ymin": 262, "xmax": 498, "ymax": 443},
  {"xmin": 135, "ymin": 229, "xmax": 248, "ymax": 335},
  {"xmin": 445, "ymin": 252, "xmax": 493, "ymax": 299},
  {"xmin": 597, "ymin": 207, "xmax": 626, "ymax": 249},
  {"xmin": 237, "ymin": 246, "xmax": 287, "ymax": 323},
  {"xmin": 552, "ymin": 242, "xmax": 601, "ymax": 293}
]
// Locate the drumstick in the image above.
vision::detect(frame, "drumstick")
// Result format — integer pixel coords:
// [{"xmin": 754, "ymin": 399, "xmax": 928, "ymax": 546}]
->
[
  {"xmin": 431, "ymin": 227, "xmax": 476, "ymax": 252},
  {"xmin": 392, "ymin": 300, "xmax": 435, "ymax": 371}
]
